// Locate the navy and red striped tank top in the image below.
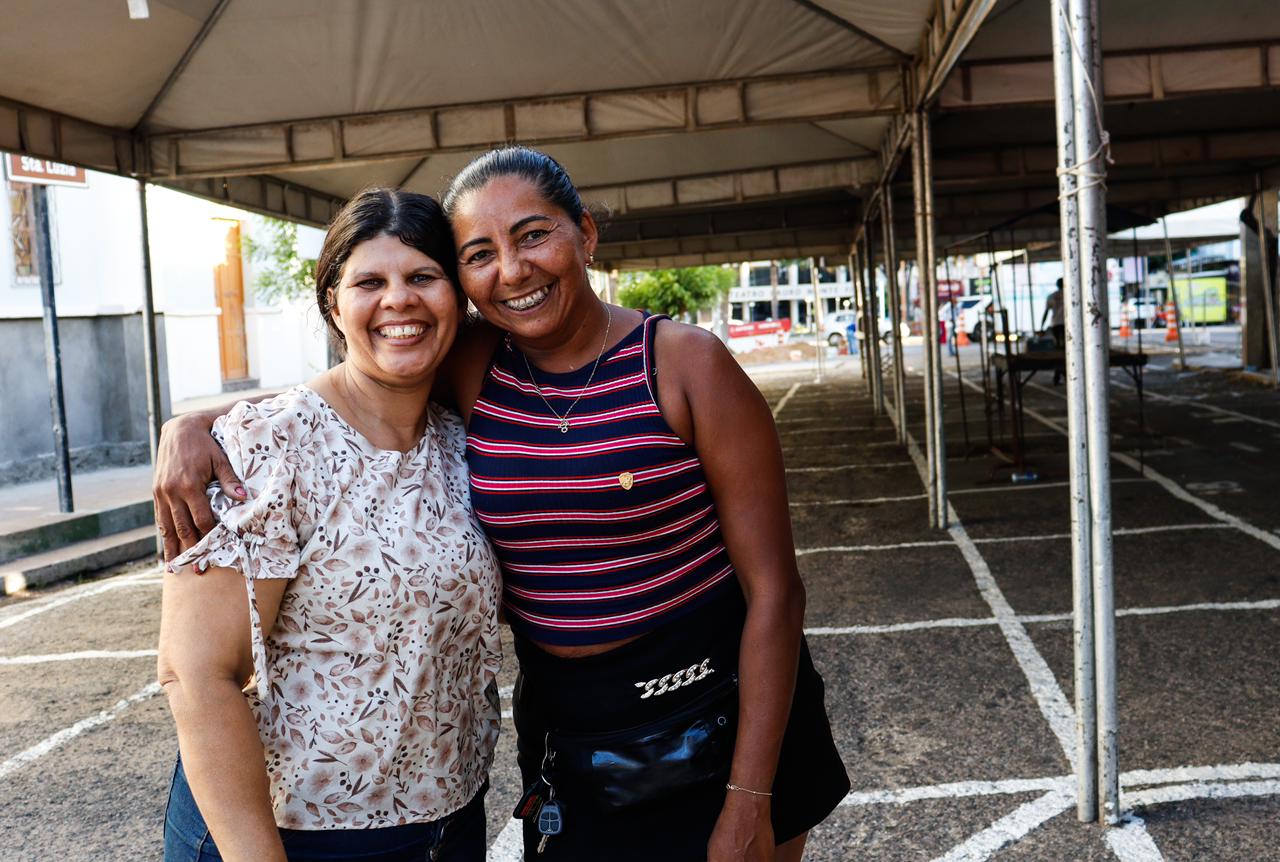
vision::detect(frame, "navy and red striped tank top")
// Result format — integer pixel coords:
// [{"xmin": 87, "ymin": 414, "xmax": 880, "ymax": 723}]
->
[{"xmin": 465, "ymin": 313, "xmax": 737, "ymax": 646}]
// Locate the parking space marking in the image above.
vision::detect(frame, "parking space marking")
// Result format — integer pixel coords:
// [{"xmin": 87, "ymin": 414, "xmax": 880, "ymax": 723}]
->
[
  {"xmin": 777, "ymin": 425, "xmax": 881, "ymax": 435},
  {"xmin": 930, "ymin": 789, "xmax": 1075, "ymax": 862},
  {"xmin": 488, "ymin": 817, "xmax": 524, "ymax": 862},
  {"xmin": 805, "ymin": 599, "xmax": 1280, "ymax": 639},
  {"xmin": 796, "ymin": 523, "xmax": 1228, "ymax": 556},
  {"xmin": 1230, "ymin": 441, "xmax": 1262, "ymax": 453},
  {"xmin": 0, "ymin": 681, "xmax": 161, "ymax": 780},
  {"xmin": 948, "ymin": 477, "xmax": 1151, "ymax": 497},
  {"xmin": 770, "ymin": 382, "xmax": 801, "ymax": 419},
  {"xmin": 1125, "ymin": 778, "xmax": 1280, "ymax": 809},
  {"xmin": 786, "ymin": 462, "xmax": 914, "ymax": 474},
  {"xmin": 784, "ymin": 440, "xmax": 902, "ymax": 450},
  {"xmin": 0, "ymin": 572, "xmax": 161, "ymax": 631},
  {"xmin": 1079, "ymin": 379, "xmax": 1280, "ymax": 432},
  {"xmin": 790, "ymin": 493, "xmax": 928, "ymax": 506},
  {"xmin": 1019, "ymin": 405, "xmax": 1280, "ymax": 555},
  {"xmin": 1103, "ymin": 816, "xmax": 1165, "ymax": 861},
  {"xmin": 0, "ymin": 648, "xmax": 158, "ymax": 665}
]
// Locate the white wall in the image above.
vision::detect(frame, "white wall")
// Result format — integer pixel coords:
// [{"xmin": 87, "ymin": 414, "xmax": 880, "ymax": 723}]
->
[{"xmin": 0, "ymin": 169, "xmax": 329, "ymax": 407}]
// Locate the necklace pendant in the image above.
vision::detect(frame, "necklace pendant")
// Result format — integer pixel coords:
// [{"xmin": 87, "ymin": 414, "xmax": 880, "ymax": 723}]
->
[{"xmin": 558, "ymin": 419, "xmax": 570, "ymax": 434}]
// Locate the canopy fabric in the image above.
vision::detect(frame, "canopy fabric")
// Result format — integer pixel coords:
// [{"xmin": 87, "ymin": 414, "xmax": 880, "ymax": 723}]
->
[{"xmin": 1, "ymin": 0, "xmax": 1277, "ymax": 266}]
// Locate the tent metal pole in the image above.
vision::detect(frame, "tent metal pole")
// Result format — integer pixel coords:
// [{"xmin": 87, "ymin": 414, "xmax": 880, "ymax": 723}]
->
[
  {"xmin": 137, "ymin": 181, "xmax": 164, "ymax": 460},
  {"xmin": 32, "ymin": 185, "xmax": 73, "ymax": 513},
  {"xmin": 910, "ymin": 115, "xmax": 938, "ymax": 527},
  {"xmin": 1068, "ymin": 0, "xmax": 1119, "ymax": 824},
  {"xmin": 882, "ymin": 192, "xmax": 908, "ymax": 444},
  {"xmin": 1050, "ymin": 0, "xmax": 1097, "ymax": 822},
  {"xmin": 1254, "ymin": 177, "xmax": 1280, "ymax": 389},
  {"xmin": 850, "ymin": 253, "xmax": 869, "ymax": 381},
  {"xmin": 866, "ymin": 225, "xmax": 887, "ymax": 416},
  {"xmin": 810, "ymin": 256, "xmax": 825, "ymax": 383},
  {"xmin": 921, "ymin": 111, "xmax": 948, "ymax": 528}
]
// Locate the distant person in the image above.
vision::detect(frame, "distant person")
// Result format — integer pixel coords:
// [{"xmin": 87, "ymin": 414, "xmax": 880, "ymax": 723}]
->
[
  {"xmin": 157, "ymin": 189, "xmax": 501, "ymax": 862},
  {"xmin": 1040, "ymin": 278, "xmax": 1065, "ymax": 349},
  {"xmin": 1040, "ymin": 278, "xmax": 1066, "ymax": 383}
]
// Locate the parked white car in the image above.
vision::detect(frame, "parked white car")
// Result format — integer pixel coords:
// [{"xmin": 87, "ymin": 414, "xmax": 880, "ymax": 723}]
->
[{"xmin": 824, "ymin": 309, "xmax": 908, "ymax": 346}]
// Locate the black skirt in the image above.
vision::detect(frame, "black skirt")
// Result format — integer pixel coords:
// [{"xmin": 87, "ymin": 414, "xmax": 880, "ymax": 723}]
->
[{"xmin": 511, "ymin": 590, "xmax": 850, "ymax": 860}]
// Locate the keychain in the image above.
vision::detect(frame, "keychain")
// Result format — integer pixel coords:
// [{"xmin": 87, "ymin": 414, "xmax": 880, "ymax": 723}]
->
[{"xmin": 535, "ymin": 735, "xmax": 564, "ymax": 855}]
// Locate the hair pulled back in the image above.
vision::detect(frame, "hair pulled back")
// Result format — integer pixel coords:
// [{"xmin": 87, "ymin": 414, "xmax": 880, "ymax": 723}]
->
[
  {"xmin": 315, "ymin": 188, "xmax": 459, "ymax": 344},
  {"xmin": 442, "ymin": 146, "xmax": 584, "ymax": 224}
]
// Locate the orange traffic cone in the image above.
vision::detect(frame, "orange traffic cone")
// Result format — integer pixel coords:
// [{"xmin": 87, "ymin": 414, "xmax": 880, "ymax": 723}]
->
[
  {"xmin": 1119, "ymin": 304, "xmax": 1132, "ymax": 338},
  {"xmin": 1164, "ymin": 301, "xmax": 1179, "ymax": 342},
  {"xmin": 956, "ymin": 327, "xmax": 971, "ymax": 347}
]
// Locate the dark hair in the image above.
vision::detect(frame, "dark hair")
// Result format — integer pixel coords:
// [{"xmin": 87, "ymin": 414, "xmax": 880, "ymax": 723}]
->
[
  {"xmin": 442, "ymin": 146, "xmax": 584, "ymax": 224},
  {"xmin": 1056, "ymin": 277, "xmax": 1064, "ymax": 290},
  {"xmin": 315, "ymin": 188, "xmax": 460, "ymax": 344}
]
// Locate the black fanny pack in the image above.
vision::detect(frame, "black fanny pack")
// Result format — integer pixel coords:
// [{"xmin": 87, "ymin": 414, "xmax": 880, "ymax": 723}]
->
[{"xmin": 545, "ymin": 674, "xmax": 739, "ymax": 811}]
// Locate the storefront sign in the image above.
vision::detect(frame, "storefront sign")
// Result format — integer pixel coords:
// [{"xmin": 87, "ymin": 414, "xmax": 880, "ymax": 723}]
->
[{"xmin": 4, "ymin": 153, "xmax": 88, "ymax": 188}]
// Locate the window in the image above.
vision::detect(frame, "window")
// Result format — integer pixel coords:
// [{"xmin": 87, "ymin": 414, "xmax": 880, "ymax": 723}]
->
[{"xmin": 9, "ymin": 182, "xmax": 59, "ymax": 285}]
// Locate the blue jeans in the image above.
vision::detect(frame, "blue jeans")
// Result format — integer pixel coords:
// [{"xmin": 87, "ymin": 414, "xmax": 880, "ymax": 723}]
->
[{"xmin": 163, "ymin": 756, "xmax": 486, "ymax": 861}]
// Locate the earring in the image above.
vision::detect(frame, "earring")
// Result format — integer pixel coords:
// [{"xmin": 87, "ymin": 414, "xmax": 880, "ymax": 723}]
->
[{"xmin": 587, "ymin": 253, "xmax": 595, "ymax": 265}]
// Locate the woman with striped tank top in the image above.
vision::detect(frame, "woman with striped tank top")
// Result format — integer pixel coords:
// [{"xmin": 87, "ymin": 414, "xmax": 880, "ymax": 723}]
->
[
  {"xmin": 155, "ymin": 147, "xmax": 847, "ymax": 861},
  {"xmin": 439, "ymin": 148, "xmax": 847, "ymax": 861}
]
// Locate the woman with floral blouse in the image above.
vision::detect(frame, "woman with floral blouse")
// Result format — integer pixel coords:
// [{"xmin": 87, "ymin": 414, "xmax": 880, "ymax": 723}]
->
[{"xmin": 157, "ymin": 189, "xmax": 501, "ymax": 862}]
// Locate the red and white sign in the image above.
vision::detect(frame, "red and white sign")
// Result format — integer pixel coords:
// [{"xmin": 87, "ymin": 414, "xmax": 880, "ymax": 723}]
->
[
  {"xmin": 4, "ymin": 153, "xmax": 88, "ymax": 188},
  {"xmin": 728, "ymin": 319, "xmax": 792, "ymax": 339}
]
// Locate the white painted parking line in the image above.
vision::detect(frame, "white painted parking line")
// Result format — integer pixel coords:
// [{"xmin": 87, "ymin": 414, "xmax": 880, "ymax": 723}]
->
[
  {"xmin": 837, "ymin": 762, "xmax": 1280, "ymax": 808},
  {"xmin": 786, "ymin": 462, "xmax": 914, "ymax": 474},
  {"xmin": 1125, "ymin": 778, "xmax": 1280, "ymax": 809},
  {"xmin": 796, "ymin": 523, "xmax": 1228, "ymax": 555},
  {"xmin": 1230, "ymin": 441, "xmax": 1262, "ymax": 453},
  {"xmin": 1104, "ymin": 815, "xmax": 1165, "ymax": 861},
  {"xmin": 0, "ymin": 649, "xmax": 158, "ymax": 665},
  {"xmin": 784, "ymin": 440, "xmax": 902, "ymax": 450},
  {"xmin": 487, "ymin": 817, "xmax": 524, "ymax": 862},
  {"xmin": 790, "ymin": 493, "xmax": 928, "ymax": 506},
  {"xmin": 1020, "ymin": 405, "xmax": 1280, "ymax": 555},
  {"xmin": 841, "ymin": 775, "xmax": 1069, "ymax": 806},
  {"xmin": 778, "ymin": 425, "xmax": 880, "ymax": 435},
  {"xmin": 797, "ymin": 539, "xmax": 955, "ymax": 555},
  {"xmin": 0, "ymin": 682, "xmax": 162, "ymax": 780},
  {"xmin": 1088, "ymin": 379, "xmax": 1280, "ymax": 432},
  {"xmin": 770, "ymin": 382, "xmax": 801, "ymax": 419},
  {"xmin": 804, "ymin": 599, "xmax": 1280, "ymax": 639},
  {"xmin": 0, "ymin": 572, "xmax": 162, "ymax": 631},
  {"xmin": 948, "ymin": 477, "xmax": 1151, "ymax": 497},
  {"xmin": 929, "ymin": 789, "xmax": 1075, "ymax": 862}
]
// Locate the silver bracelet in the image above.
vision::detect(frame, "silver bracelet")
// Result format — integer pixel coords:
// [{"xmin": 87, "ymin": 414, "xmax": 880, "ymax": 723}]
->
[{"xmin": 725, "ymin": 782, "xmax": 773, "ymax": 798}]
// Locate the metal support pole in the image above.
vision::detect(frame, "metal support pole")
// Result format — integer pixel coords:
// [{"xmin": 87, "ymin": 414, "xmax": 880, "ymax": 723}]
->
[
  {"xmin": 882, "ymin": 193, "xmax": 908, "ymax": 443},
  {"xmin": 810, "ymin": 256, "xmax": 825, "ymax": 383},
  {"xmin": 921, "ymin": 111, "xmax": 948, "ymax": 528},
  {"xmin": 910, "ymin": 118, "xmax": 938, "ymax": 527},
  {"xmin": 1051, "ymin": 0, "xmax": 1097, "ymax": 822},
  {"xmin": 1158, "ymin": 218, "xmax": 1187, "ymax": 370},
  {"xmin": 137, "ymin": 181, "xmax": 164, "ymax": 460},
  {"xmin": 866, "ymin": 226, "xmax": 886, "ymax": 416},
  {"xmin": 32, "ymin": 185, "xmax": 74, "ymax": 513},
  {"xmin": 1254, "ymin": 179, "xmax": 1280, "ymax": 388},
  {"xmin": 851, "ymin": 253, "xmax": 870, "ymax": 380},
  {"xmin": 1068, "ymin": 0, "xmax": 1119, "ymax": 823},
  {"xmin": 770, "ymin": 261, "xmax": 781, "ymax": 322}
]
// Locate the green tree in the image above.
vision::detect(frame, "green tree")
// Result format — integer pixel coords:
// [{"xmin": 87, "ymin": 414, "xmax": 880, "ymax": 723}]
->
[
  {"xmin": 243, "ymin": 217, "xmax": 317, "ymax": 304},
  {"xmin": 616, "ymin": 266, "xmax": 735, "ymax": 317}
]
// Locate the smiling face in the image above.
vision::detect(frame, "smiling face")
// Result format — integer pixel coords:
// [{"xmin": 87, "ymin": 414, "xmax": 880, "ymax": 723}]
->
[
  {"xmin": 449, "ymin": 175, "xmax": 598, "ymax": 343},
  {"xmin": 328, "ymin": 233, "xmax": 459, "ymax": 390}
]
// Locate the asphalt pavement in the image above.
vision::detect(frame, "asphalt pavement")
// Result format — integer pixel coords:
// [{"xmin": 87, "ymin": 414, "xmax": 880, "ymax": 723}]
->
[{"xmin": 2, "ymin": 339, "xmax": 1278, "ymax": 861}]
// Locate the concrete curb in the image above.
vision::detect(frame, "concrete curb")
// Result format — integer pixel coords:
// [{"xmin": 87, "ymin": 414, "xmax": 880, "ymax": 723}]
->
[
  {"xmin": 1, "ymin": 526, "xmax": 158, "ymax": 595},
  {"xmin": 0, "ymin": 501, "xmax": 153, "ymax": 566}
]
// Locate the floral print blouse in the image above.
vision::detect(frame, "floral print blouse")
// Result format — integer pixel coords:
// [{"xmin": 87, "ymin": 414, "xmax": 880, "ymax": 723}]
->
[{"xmin": 172, "ymin": 386, "xmax": 502, "ymax": 830}]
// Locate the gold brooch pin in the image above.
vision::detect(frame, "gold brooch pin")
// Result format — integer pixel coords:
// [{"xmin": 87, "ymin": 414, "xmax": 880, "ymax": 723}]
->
[{"xmin": 618, "ymin": 471, "xmax": 635, "ymax": 490}]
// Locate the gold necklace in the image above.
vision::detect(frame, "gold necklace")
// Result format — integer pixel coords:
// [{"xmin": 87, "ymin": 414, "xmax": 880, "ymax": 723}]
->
[{"xmin": 522, "ymin": 304, "xmax": 613, "ymax": 434}]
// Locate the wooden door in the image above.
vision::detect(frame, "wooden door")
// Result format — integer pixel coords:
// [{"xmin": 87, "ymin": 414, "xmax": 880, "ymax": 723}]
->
[{"xmin": 213, "ymin": 221, "xmax": 249, "ymax": 382}]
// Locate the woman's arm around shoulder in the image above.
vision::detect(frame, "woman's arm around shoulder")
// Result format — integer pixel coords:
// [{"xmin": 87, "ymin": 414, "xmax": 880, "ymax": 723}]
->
[{"xmin": 434, "ymin": 315, "xmax": 504, "ymax": 423}]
